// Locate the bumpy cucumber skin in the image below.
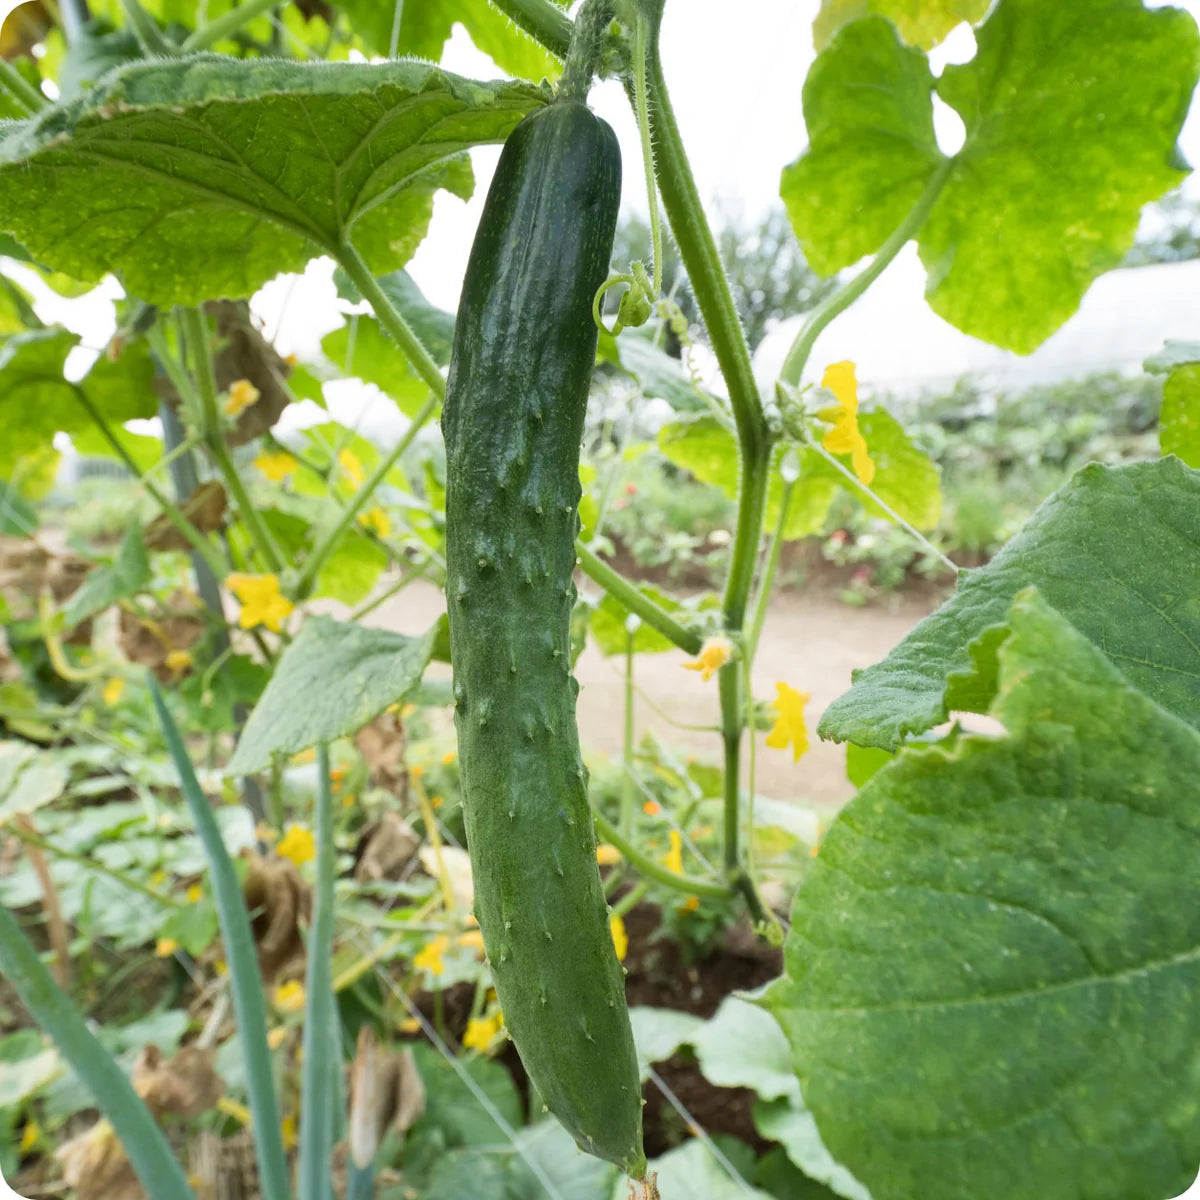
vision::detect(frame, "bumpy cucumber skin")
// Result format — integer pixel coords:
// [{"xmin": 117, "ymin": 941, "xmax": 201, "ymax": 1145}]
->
[{"xmin": 442, "ymin": 101, "xmax": 643, "ymax": 1175}]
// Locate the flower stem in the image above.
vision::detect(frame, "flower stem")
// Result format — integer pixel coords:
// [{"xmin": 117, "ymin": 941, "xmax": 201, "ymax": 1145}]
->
[{"xmin": 489, "ymin": 0, "xmax": 573, "ymax": 60}]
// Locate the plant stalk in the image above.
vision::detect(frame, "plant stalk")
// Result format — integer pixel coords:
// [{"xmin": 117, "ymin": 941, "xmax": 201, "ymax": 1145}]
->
[
  {"xmin": 182, "ymin": 0, "xmax": 278, "ymax": 52},
  {"xmin": 118, "ymin": 0, "xmax": 178, "ymax": 55},
  {"xmin": 560, "ymin": 0, "xmax": 612, "ymax": 100},
  {"xmin": 489, "ymin": 0, "xmax": 573, "ymax": 60},
  {"xmin": 591, "ymin": 811, "xmax": 733, "ymax": 900},
  {"xmin": 747, "ymin": 480, "xmax": 794, "ymax": 662},
  {"xmin": 575, "ymin": 540, "xmax": 701, "ymax": 655},
  {"xmin": 0, "ymin": 59, "xmax": 46, "ymax": 115}
]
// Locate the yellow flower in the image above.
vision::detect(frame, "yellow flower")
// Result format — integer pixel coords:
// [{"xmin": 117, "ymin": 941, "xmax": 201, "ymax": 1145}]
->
[
  {"xmin": 661, "ymin": 830, "xmax": 684, "ymax": 876},
  {"xmin": 642, "ymin": 800, "xmax": 660, "ymax": 817},
  {"xmin": 267, "ymin": 1027, "xmax": 288, "ymax": 1050},
  {"xmin": 254, "ymin": 451, "xmax": 297, "ymax": 483},
  {"xmin": 610, "ymin": 915, "xmax": 628, "ymax": 962},
  {"xmin": 399, "ymin": 1017, "xmax": 421, "ymax": 1034},
  {"xmin": 224, "ymin": 378, "xmax": 261, "ymax": 417},
  {"xmin": 150, "ymin": 870, "xmax": 167, "ymax": 888},
  {"xmin": 274, "ymin": 980, "xmax": 306, "ymax": 1014},
  {"xmin": 155, "ymin": 938, "xmax": 179, "ymax": 957},
  {"xmin": 102, "ymin": 677, "xmax": 125, "ymax": 706},
  {"xmin": 338, "ymin": 448, "xmax": 365, "ymax": 489},
  {"xmin": 186, "ymin": 883, "xmax": 203, "ymax": 903},
  {"xmin": 596, "ymin": 843, "xmax": 621, "ymax": 866},
  {"xmin": 164, "ymin": 648, "xmax": 193, "ymax": 675},
  {"xmin": 225, "ymin": 573, "xmax": 293, "ymax": 633},
  {"xmin": 276, "ymin": 824, "xmax": 316, "ymax": 867},
  {"xmin": 682, "ymin": 635, "xmax": 733, "ymax": 681},
  {"xmin": 358, "ymin": 507, "xmax": 391, "ymax": 538},
  {"xmin": 20, "ymin": 1119, "xmax": 39, "ymax": 1152},
  {"xmin": 820, "ymin": 361, "xmax": 875, "ymax": 485},
  {"xmin": 765, "ymin": 681, "xmax": 811, "ymax": 763},
  {"xmin": 440, "ymin": 750, "xmax": 456, "ymax": 766},
  {"xmin": 281, "ymin": 1114, "xmax": 297, "ymax": 1151},
  {"xmin": 682, "ymin": 896, "xmax": 700, "ymax": 913},
  {"xmin": 413, "ymin": 935, "xmax": 448, "ymax": 976},
  {"xmin": 463, "ymin": 1011, "xmax": 505, "ymax": 1053}
]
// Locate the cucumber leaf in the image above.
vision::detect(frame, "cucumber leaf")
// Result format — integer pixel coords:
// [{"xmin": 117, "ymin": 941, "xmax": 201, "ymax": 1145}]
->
[
  {"xmin": 820, "ymin": 458, "xmax": 1200, "ymax": 749},
  {"xmin": 0, "ymin": 58, "xmax": 544, "ymax": 304},
  {"xmin": 765, "ymin": 590, "xmax": 1200, "ymax": 1200},
  {"xmin": 813, "ymin": 0, "xmax": 990, "ymax": 49}
]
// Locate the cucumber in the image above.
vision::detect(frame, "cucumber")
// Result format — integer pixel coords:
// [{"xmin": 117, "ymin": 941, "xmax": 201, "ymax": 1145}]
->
[{"xmin": 442, "ymin": 98, "xmax": 643, "ymax": 1175}]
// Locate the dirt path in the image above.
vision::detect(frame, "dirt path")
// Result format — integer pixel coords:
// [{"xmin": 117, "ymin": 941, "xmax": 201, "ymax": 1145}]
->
[{"xmin": 362, "ymin": 581, "xmax": 939, "ymax": 812}]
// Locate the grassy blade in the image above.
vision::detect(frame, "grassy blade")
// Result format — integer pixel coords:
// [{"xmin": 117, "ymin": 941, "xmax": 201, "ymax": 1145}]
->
[
  {"xmin": 0, "ymin": 904, "xmax": 196, "ymax": 1197},
  {"xmin": 298, "ymin": 744, "xmax": 340, "ymax": 1200},
  {"xmin": 151, "ymin": 680, "xmax": 290, "ymax": 1200}
]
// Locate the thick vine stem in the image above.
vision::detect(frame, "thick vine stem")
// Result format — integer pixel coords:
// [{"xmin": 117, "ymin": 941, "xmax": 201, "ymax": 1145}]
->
[
  {"xmin": 181, "ymin": 0, "xmax": 278, "ymax": 52},
  {"xmin": 560, "ymin": 0, "xmax": 614, "ymax": 100},
  {"xmin": 490, "ymin": 0, "xmax": 573, "ymax": 61}
]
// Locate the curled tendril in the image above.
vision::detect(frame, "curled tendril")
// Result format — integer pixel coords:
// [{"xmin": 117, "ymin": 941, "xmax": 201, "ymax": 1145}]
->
[{"xmin": 592, "ymin": 260, "xmax": 655, "ymax": 337}]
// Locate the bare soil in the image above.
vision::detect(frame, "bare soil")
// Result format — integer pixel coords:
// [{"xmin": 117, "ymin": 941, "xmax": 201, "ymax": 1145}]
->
[{"xmin": 361, "ymin": 578, "xmax": 941, "ymax": 812}]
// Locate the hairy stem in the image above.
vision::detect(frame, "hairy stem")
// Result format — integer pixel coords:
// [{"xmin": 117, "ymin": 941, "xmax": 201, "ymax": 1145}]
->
[
  {"xmin": 575, "ymin": 541, "xmax": 702, "ymax": 655},
  {"xmin": 560, "ymin": 0, "xmax": 613, "ymax": 100},
  {"xmin": 591, "ymin": 811, "xmax": 733, "ymax": 900},
  {"xmin": 0, "ymin": 59, "xmax": 46, "ymax": 115},
  {"xmin": 489, "ymin": 0, "xmax": 573, "ymax": 60},
  {"xmin": 182, "ymin": 0, "xmax": 278, "ymax": 52},
  {"xmin": 119, "ymin": 0, "xmax": 178, "ymax": 54}
]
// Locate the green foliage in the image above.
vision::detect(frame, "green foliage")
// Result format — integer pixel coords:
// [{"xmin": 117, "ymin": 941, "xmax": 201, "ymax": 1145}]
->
[
  {"xmin": 813, "ymin": 0, "xmax": 990, "ymax": 49},
  {"xmin": 822, "ymin": 458, "xmax": 1200, "ymax": 748},
  {"xmin": 229, "ymin": 615, "xmax": 444, "ymax": 774},
  {"xmin": 62, "ymin": 525, "xmax": 151, "ymax": 629},
  {"xmin": 767, "ymin": 591, "xmax": 1200, "ymax": 1200},
  {"xmin": 1148, "ymin": 342, "xmax": 1200, "ymax": 465},
  {"xmin": 0, "ymin": 58, "xmax": 544, "ymax": 303},
  {"xmin": 786, "ymin": 0, "xmax": 1200, "ymax": 351}
]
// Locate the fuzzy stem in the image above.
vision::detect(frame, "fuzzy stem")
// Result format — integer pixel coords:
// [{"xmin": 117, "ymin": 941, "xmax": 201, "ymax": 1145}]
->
[
  {"xmin": 489, "ymin": 0, "xmax": 572, "ymax": 60},
  {"xmin": 119, "ymin": 0, "xmax": 178, "ymax": 55},
  {"xmin": 575, "ymin": 541, "xmax": 702, "ymax": 655},
  {"xmin": 181, "ymin": 0, "xmax": 278, "ymax": 51},
  {"xmin": 631, "ymin": 12, "xmax": 662, "ymax": 295},
  {"xmin": 0, "ymin": 59, "xmax": 45, "ymax": 115},
  {"xmin": 780, "ymin": 159, "xmax": 953, "ymax": 387},
  {"xmin": 560, "ymin": 0, "xmax": 612, "ymax": 100},
  {"xmin": 592, "ymin": 811, "xmax": 733, "ymax": 901}
]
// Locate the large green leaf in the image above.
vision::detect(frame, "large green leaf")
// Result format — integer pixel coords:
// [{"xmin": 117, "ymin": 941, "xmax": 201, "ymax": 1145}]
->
[
  {"xmin": 0, "ymin": 58, "xmax": 544, "ymax": 304},
  {"xmin": 0, "ymin": 329, "xmax": 156, "ymax": 473},
  {"xmin": 782, "ymin": 19, "xmax": 942, "ymax": 277},
  {"xmin": 764, "ymin": 590, "xmax": 1200, "ymax": 1200},
  {"xmin": 322, "ymin": 314, "xmax": 430, "ymax": 417},
  {"xmin": 337, "ymin": 0, "xmax": 565, "ymax": 81},
  {"xmin": 334, "ymin": 267, "xmax": 456, "ymax": 366},
  {"xmin": 820, "ymin": 458, "xmax": 1200, "ymax": 749},
  {"xmin": 228, "ymin": 614, "xmax": 442, "ymax": 773},
  {"xmin": 784, "ymin": 0, "xmax": 1200, "ymax": 352},
  {"xmin": 813, "ymin": 0, "xmax": 990, "ymax": 49},
  {"xmin": 606, "ymin": 332, "xmax": 716, "ymax": 415}
]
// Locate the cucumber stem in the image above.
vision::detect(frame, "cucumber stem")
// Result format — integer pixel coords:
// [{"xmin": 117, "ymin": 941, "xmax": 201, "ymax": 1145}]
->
[
  {"xmin": 560, "ymin": 0, "xmax": 614, "ymax": 100},
  {"xmin": 0, "ymin": 59, "xmax": 46, "ymax": 115},
  {"xmin": 592, "ymin": 811, "xmax": 734, "ymax": 901},
  {"xmin": 490, "ymin": 0, "xmax": 573, "ymax": 61}
]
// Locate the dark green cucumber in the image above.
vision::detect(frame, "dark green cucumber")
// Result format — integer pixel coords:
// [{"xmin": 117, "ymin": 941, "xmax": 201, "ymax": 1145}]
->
[{"xmin": 442, "ymin": 100, "xmax": 643, "ymax": 1175}]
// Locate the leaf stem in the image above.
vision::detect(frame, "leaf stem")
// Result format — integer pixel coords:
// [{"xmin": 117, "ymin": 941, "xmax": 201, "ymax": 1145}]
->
[
  {"xmin": 336, "ymin": 241, "xmax": 446, "ymax": 401},
  {"xmin": 180, "ymin": 308, "xmax": 285, "ymax": 575},
  {"xmin": 631, "ymin": 11, "xmax": 662, "ymax": 295},
  {"xmin": 152, "ymin": 681, "xmax": 290, "ymax": 1200},
  {"xmin": 294, "ymin": 395, "xmax": 437, "ymax": 598},
  {"xmin": 0, "ymin": 59, "xmax": 46, "ymax": 115},
  {"xmin": 780, "ymin": 158, "xmax": 953, "ymax": 387},
  {"xmin": 746, "ymin": 479, "xmax": 794, "ymax": 662},
  {"xmin": 575, "ymin": 540, "xmax": 702, "ymax": 655},
  {"xmin": 118, "ymin": 0, "xmax": 178, "ymax": 55},
  {"xmin": 621, "ymin": 626, "xmax": 636, "ymax": 842},
  {"xmin": 489, "ymin": 0, "xmax": 573, "ymax": 60},
  {"xmin": 181, "ymin": 0, "xmax": 278, "ymax": 52},
  {"xmin": 0, "ymin": 904, "xmax": 197, "ymax": 1198},
  {"xmin": 70, "ymin": 383, "xmax": 228, "ymax": 580},
  {"xmin": 591, "ymin": 811, "xmax": 733, "ymax": 900}
]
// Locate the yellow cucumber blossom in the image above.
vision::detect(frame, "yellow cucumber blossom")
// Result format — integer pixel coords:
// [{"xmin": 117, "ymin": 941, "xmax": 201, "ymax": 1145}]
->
[
  {"xmin": 226, "ymin": 573, "xmax": 293, "ymax": 632},
  {"xmin": 820, "ymin": 361, "xmax": 875, "ymax": 485},
  {"xmin": 765, "ymin": 682, "xmax": 811, "ymax": 762},
  {"xmin": 224, "ymin": 378, "xmax": 261, "ymax": 418},
  {"xmin": 682, "ymin": 635, "xmax": 733, "ymax": 681},
  {"xmin": 338, "ymin": 448, "xmax": 365, "ymax": 490},
  {"xmin": 358, "ymin": 507, "xmax": 391, "ymax": 538},
  {"xmin": 276, "ymin": 823, "xmax": 315, "ymax": 867},
  {"xmin": 463, "ymin": 1010, "xmax": 505, "ymax": 1052},
  {"xmin": 609, "ymin": 915, "xmax": 628, "ymax": 962},
  {"xmin": 253, "ymin": 451, "xmax": 297, "ymax": 482},
  {"xmin": 273, "ymin": 980, "xmax": 306, "ymax": 1014},
  {"xmin": 413, "ymin": 935, "xmax": 449, "ymax": 976}
]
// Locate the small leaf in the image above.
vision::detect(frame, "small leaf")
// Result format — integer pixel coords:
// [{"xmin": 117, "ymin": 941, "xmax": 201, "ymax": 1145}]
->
[
  {"xmin": 820, "ymin": 458, "xmax": 1200, "ymax": 749},
  {"xmin": 0, "ymin": 58, "xmax": 544, "ymax": 303},
  {"xmin": 628, "ymin": 1006, "xmax": 703, "ymax": 1081},
  {"xmin": 229, "ymin": 615, "xmax": 443, "ymax": 774},
  {"xmin": 0, "ymin": 742, "xmax": 67, "ymax": 826},
  {"xmin": 62, "ymin": 524, "xmax": 151, "ymax": 628},
  {"xmin": 753, "ymin": 1099, "xmax": 872, "ymax": 1200},
  {"xmin": 607, "ymin": 333, "xmax": 715, "ymax": 414},
  {"xmin": 765, "ymin": 591, "xmax": 1200, "ymax": 1200},
  {"xmin": 334, "ymin": 267, "xmax": 456, "ymax": 367},
  {"xmin": 1161, "ymin": 363, "xmax": 1200, "ymax": 466},
  {"xmin": 691, "ymin": 997, "xmax": 801, "ymax": 1104},
  {"xmin": 322, "ymin": 314, "xmax": 430, "ymax": 417},
  {"xmin": 636, "ymin": 1139, "xmax": 774, "ymax": 1200}
]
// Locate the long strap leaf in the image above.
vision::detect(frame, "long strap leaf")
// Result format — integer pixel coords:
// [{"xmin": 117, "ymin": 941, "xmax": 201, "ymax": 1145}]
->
[
  {"xmin": 152, "ymin": 681, "xmax": 291, "ymax": 1200},
  {"xmin": 0, "ymin": 903, "xmax": 196, "ymax": 1197}
]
